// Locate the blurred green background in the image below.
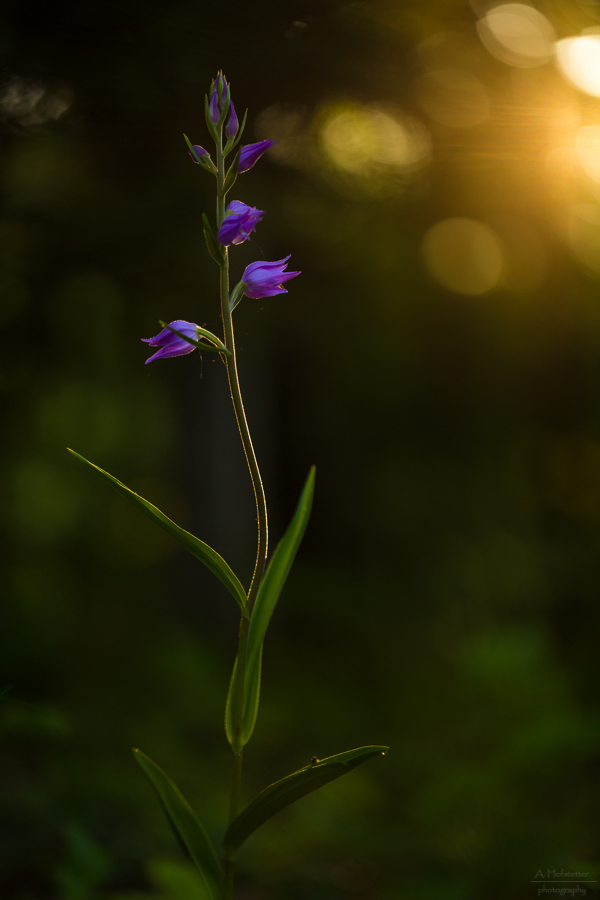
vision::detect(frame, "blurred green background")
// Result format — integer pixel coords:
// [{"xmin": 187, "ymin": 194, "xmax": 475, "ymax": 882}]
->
[{"xmin": 2, "ymin": 0, "xmax": 600, "ymax": 897}]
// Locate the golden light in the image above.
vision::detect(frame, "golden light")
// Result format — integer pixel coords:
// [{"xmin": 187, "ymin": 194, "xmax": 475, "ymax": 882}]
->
[
  {"xmin": 476, "ymin": 4, "xmax": 555, "ymax": 68},
  {"xmin": 415, "ymin": 68, "xmax": 490, "ymax": 128},
  {"xmin": 567, "ymin": 203, "xmax": 600, "ymax": 274},
  {"xmin": 555, "ymin": 35, "xmax": 600, "ymax": 98},
  {"xmin": 575, "ymin": 125, "xmax": 600, "ymax": 183},
  {"xmin": 319, "ymin": 105, "xmax": 430, "ymax": 174},
  {"xmin": 422, "ymin": 218, "xmax": 504, "ymax": 296}
]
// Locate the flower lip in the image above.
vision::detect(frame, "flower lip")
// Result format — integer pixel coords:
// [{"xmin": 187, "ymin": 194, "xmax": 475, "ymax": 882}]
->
[
  {"xmin": 142, "ymin": 320, "xmax": 199, "ymax": 365},
  {"xmin": 217, "ymin": 200, "xmax": 265, "ymax": 246},
  {"xmin": 241, "ymin": 255, "xmax": 301, "ymax": 299}
]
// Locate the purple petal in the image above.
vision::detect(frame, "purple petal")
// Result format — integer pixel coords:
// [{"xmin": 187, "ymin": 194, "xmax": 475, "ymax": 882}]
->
[
  {"xmin": 238, "ymin": 140, "xmax": 276, "ymax": 173},
  {"xmin": 225, "ymin": 100, "xmax": 239, "ymax": 138},
  {"xmin": 241, "ymin": 256, "xmax": 300, "ymax": 299},
  {"xmin": 217, "ymin": 202, "xmax": 265, "ymax": 246},
  {"xmin": 209, "ymin": 89, "xmax": 219, "ymax": 125},
  {"xmin": 189, "ymin": 144, "xmax": 208, "ymax": 164},
  {"xmin": 142, "ymin": 320, "xmax": 199, "ymax": 364}
]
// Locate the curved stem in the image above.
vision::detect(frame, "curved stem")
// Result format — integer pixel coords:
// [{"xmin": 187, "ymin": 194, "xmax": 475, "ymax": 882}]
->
[
  {"xmin": 216, "ymin": 148, "xmax": 269, "ymax": 611},
  {"xmin": 216, "ymin": 129, "xmax": 269, "ymax": 900}
]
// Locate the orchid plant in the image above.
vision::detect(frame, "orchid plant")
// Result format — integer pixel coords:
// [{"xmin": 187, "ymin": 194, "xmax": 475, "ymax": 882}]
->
[{"xmin": 69, "ymin": 73, "xmax": 387, "ymax": 899}]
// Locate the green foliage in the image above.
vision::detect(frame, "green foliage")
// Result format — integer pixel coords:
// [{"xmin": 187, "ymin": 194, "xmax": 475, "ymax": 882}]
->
[
  {"xmin": 54, "ymin": 824, "xmax": 110, "ymax": 900},
  {"xmin": 201, "ymin": 214, "xmax": 225, "ymax": 267},
  {"xmin": 222, "ymin": 150, "xmax": 241, "ymax": 196},
  {"xmin": 133, "ymin": 750, "xmax": 224, "ymax": 900},
  {"xmin": 225, "ymin": 468, "xmax": 315, "ymax": 746},
  {"xmin": 67, "ymin": 450, "xmax": 247, "ymax": 611},
  {"xmin": 223, "ymin": 746, "xmax": 388, "ymax": 859}
]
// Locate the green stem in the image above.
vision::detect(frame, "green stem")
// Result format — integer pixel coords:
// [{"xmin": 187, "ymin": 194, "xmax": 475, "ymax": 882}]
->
[{"xmin": 216, "ymin": 124, "xmax": 269, "ymax": 900}]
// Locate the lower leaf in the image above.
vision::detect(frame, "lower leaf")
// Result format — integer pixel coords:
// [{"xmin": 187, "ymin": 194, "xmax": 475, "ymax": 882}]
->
[
  {"xmin": 133, "ymin": 749, "xmax": 224, "ymax": 900},
  {"xmin": 222, "ymin": 745, "xmax": 389, "ymax": 860}
]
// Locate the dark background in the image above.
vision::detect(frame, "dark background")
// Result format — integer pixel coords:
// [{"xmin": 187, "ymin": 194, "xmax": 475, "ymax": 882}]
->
[{"xmin": 2, "ymin": 0, "xmax": 600, "ymax": 897}]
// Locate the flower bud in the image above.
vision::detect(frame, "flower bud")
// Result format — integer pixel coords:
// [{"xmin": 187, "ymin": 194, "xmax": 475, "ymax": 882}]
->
[
  {"xmin": 208, "ymin": 86, "xmax": 219, "ymax": 125},
  {"xmin": 225, "ymin": 100, "xmax": 239, "ymax": 139},
  {"xmin": 238, "ymin": 140, "xmax": 276, "ymax": 173},
  {"xmin": 189, "ymin": 144, "xmax": 209, "ymax": 164}
]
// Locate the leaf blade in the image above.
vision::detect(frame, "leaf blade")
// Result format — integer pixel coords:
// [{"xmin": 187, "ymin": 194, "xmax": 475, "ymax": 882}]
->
[
  {"xmin": 223, "ymin": 745, "xmax": 388, "ymax": 859},
  {"xmin": 67, "ymin": 449, "xmax": 247, "ymax": 611},
  {"xmin": 133, "ymin": 749, "xmax": 224, "ymax": 899},
  {"xmin": 241, "ymin": 467, "xmax": 315, "ymax": 742}
]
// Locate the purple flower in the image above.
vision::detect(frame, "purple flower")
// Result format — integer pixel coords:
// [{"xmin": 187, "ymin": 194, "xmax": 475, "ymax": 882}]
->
[
  {"xmin": 141, "ymin": 320, "xmax": 199, "ymax": 364},
  {"xmin": 189, "ymin": 144, "xmax": 209, "ymax": 164},
  {"xmin": 208, "ymin": 86, "xmax": 220, "ymax": 125},
  {"xmin": 241, "ymin": 256, "xmax": 300, "ymax": 299},
  {"xmin": 238, "ymin": 140, "xmax": 276, "ymax": 173},
  {"xmin": 218, "ymin": 200, "xmax": 265, "ymax": 246},
  {"xmin": 225, "ymin": 100, "xmax": 239, "ymax": 139}
]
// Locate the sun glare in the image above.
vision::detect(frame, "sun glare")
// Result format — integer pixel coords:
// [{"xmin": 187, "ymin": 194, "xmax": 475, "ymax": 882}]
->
[{"xmin": 556, "ymin": 36, "xmax": 600, "ymax": 97}]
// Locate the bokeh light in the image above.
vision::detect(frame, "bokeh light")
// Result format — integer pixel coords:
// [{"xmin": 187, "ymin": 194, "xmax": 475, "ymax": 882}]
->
[
  {"xmin": 416, "ymin": 68, "xmax": 490, "ymax": 128},
  {"xmin": 476, "ymin": 4, "xmax": 555, "ymax": 68},
  {"xmin": 556, "ymin": 35, "xmax": 600, "ymax": 97},
  {"xmin": 0, "ymin": 76, "xmax": 72, "ymax": 127},
  {"xmin": 318, "ymin": 104, "xmax": 431, "ymax": 173},
  {"xmin": 422, "ymin": 218, "xmax": 504, "ymax": 295}
]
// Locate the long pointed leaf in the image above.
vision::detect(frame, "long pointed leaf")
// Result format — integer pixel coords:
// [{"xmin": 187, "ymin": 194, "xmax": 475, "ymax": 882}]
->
[
  {"xmin": 239, "ymin": 467, "xmax": 315, "ymax": 743},
  {"xmin": 133, "ymin": 749, "xmax": 224, "ymax": 899},
  {"xmin": 223, "ymin": 745, "xmax": 388, "ymax": 859},
  {"xmin": 68, "ymin": 449, "xmax": 247, "ymax": 611}
]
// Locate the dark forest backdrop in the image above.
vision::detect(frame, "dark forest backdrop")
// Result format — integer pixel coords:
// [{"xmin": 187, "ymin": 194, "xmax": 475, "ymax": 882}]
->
[{"xmin": 1, "ymin": 0, "xmax": 600, "ymax": 897}]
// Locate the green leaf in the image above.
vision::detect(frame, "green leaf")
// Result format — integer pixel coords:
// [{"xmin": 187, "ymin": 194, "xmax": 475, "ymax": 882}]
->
[
  {"xmin": 229, "ymin": 282, "xmax": 244, "ymax": 314},
  {"xmin": 133, "ymin": 749, "xmax": 224, "ymax": 899},
  {"xmin": 223, "ymin": 745, "xmax": 389, "ymax": 859},
  {"xmin": 202, "ymin": 214, "xmax": 225, "ymax": 266},
  {"xmin": 222, "ymin": 149, "xmax": 241, "ymax": 195},
  {"xmin": 240, "ymin": 467, "xmax": 315, "ymax": 743},
  {"xmin": 67, "ymin": 449, "xmax": 247, "ymax": 611},
  {"xmin": 183, "ymin": 134, "xmax": 217, "ymax": 175}
]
